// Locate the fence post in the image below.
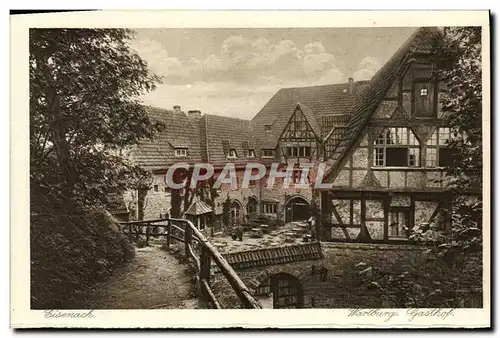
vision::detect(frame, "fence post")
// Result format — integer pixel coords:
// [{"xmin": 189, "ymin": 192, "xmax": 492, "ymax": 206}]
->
[
  {"xmin": 199, "ymin": 246, "xmax": 212, "ymax": 300},
  {"xmin": 145, "ymin": 222, "xmax": 150, "ymax": 246},
  {"xmin": 167, "ymin": 219, "xmax": 172, "ymax": 248},
  {"xmin": 184, "ymin": 223, "xmax": 192, "ymax": 258}
]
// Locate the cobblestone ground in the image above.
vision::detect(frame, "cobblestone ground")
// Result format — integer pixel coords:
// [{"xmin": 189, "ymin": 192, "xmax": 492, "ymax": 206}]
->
[
  {"xmin": 90, "ymin": 244, "xmax": 201, "ymax": 309},
  {"xmin": 211, "ymin": 221, "xmax": 310, "ymax": 254}
]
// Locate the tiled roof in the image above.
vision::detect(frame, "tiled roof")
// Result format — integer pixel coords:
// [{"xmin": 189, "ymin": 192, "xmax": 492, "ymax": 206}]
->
[
  {"xmin": 251, "ymin": 81, "xmax": 368, "ymax": 150},
  {"xmin": 202, "ymin": 114, "xmax": 256, "ymax": 167},
  {"xmin": 185, "ymin": 200, "xmax": 213, "ymax": 216},
  {"xmin": 325, "ymin": 27, "xmax": 443, "ymax": 178},
  {"xmin": 129, "ymin": 107, "xmax": 202, "ymax": 170},
  {"xmin": 222, "ymin": 242, "xmax": 323, "ymax": 270}
]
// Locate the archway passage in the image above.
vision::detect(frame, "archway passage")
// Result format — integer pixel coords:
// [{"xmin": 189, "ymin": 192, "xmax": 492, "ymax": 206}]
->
[
  {"xmin": 285, "ymin": 196, "xmax": 311, "ymax": 223},
  {"xmin": 247, "ymin": 197, "xmax": 258, "ymax": 216},
  {"xmin": 230, "ymin": 201, "xmax": 241, "ymax": 225}
]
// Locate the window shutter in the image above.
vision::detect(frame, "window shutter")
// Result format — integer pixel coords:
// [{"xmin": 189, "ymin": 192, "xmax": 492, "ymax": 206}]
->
[
  {"xmin": 439, "ymin": 148, "xmax": 453, "ymax": 167},
  {"xmin": 386, "ymin": 148, "xmax": 408, "ymax": 166}
]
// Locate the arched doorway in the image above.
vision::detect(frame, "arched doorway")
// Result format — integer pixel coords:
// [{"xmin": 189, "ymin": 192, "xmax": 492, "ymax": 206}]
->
[
  {"xmin": 247, "ymin": 197, "xmax": 258, "ymax": 217},
  {"xmin": 285, "ymin": 196, "xmax": 311, "ymax": 223},
  {"xmin": 230, "ymin": 200, "xmax": 241, "ymax": 225}
]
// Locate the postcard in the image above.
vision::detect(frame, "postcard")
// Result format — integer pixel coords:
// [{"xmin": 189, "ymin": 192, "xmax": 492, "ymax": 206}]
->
[{"xmin": 10, "ymin": 10, "xmax": 490, "ymax": 328}]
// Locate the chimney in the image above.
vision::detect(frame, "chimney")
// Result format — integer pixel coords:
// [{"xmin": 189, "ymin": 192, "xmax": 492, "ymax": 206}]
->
[
  {"xmin": 348, "ymin": 77, "xmax": 355, "ymax": 94},
  {"xmin": 348, "ymin": 77, "xmax": 356, "ymax": 95},
  {"xmin": 187, "ymin": 110, "xmax": 202, "ymax": 119},
  {"xmin": 173, "ymin": 105, "xmax": 182, "ymax": 114}
]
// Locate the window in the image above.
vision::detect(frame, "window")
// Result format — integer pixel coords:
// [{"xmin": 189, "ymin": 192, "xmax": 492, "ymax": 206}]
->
[
  {"xmin": 426, "ymin": 127, "xmax": 452, "ymax": 167},
  {"xmin": 247, "ymin": 149, "xmax": 256, "ymax": 158},
  {"xmin": 286, "ymin": 146, "xmax": 311, "ymax": 158},
  {"xmin": 153, "ymin": 184, "xmax": 159, "ymax": 192},
  {"xmin": 389, "ymin": 208, "xmax": 411, "ymax": 239},
  {"xmin": 227, "ymin": 149, "xmax": 238, "ymax": 159},
  {"xmin": 262, "ymin": 203, "xmax": 277, "ymax": 214},
  {"xmin": 262, "ymin": 149, "xmax": 275, "ymax": 158},
  {"xmin": 373, "ymin": 127, "xmax": 420, "ymax": 167},
  {"xmin": 414, "ymin": 81, "xmax": 435, "ymax": 117},
  {"xmin": 164, "ymin": 186, "xmax": 171, "ymax": 193},
  {"xmin": 174, "ymin": 148, "xmax": 188, "ymax": 157},
  {"xmin": 264, "ymin": 124, "xmax": 272, "ymax": 131}
]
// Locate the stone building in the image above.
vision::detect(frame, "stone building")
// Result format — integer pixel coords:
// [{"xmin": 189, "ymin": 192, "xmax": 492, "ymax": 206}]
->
[{"xmin": 118, "ymin": 27, "xmax": 480, "ymax": 244}]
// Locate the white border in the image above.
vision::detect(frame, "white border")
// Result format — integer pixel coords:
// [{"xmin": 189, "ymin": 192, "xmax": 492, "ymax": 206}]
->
[{"xmin": 10, "ymin": 10, "xmax": 491, "ymax": 329}]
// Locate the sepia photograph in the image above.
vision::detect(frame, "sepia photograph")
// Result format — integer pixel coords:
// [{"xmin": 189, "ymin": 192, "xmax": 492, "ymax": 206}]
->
[{"xmin": 10, "ymin": 10, "xmax": 490, "ymax": 328}]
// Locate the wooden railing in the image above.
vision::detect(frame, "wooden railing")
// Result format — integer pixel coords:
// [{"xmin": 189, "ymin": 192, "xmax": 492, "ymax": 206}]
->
[{"xmin": 120, "ymin": 218, "xmax": 262, "ymax": 309}]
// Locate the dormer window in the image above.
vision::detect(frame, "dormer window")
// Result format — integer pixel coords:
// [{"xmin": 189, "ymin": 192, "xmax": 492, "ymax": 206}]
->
[
  {"xmin": 262, "ymin": 149, "xmax": 275, "ymax": 158},
  {"xmin": 247, "ymin": 149, "xmax": 256, "ymax": 158},
  {"xmin": 227, "ymin": 149, "xmax": 238, "ymax": 159},
  {"xmin": 264, "ymin": 124, "xmax": 272, "ymax": 131},
  {"xmin": 174, "ymin": 148, "xmax": 188, "ymax": 157}
]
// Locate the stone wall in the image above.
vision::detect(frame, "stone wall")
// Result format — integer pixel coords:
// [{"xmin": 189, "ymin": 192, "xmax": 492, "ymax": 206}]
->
[{"xmin": 211, "ymin": 242, "xmax": 482, "ymax": 309}]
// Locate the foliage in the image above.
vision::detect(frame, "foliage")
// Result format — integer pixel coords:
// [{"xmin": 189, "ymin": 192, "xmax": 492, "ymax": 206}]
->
[
  {"xmin": 30, "ymin": 186, "xmax": 135, "ymax": 309},
  {"xmin": 30, "ymin": 28, "xmax": 163, "ymax": 207},
  {"xmin": 29, "ymin": 29, "xmax": 161, "ymax": 307},
  {"xmin": 439, "ymin": 26, "xmax": 482, "ymax": 192}
]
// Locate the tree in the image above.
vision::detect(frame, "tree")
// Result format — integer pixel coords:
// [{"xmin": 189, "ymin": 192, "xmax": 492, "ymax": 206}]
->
[
  {"xmin": 438, "ymin": 26, "xmax": 483, "ymax": 257},
  {"xmin": 30, "ymin": 29, "xmax": 163, "ymax": 207},
  {"xmin": 440, "ymin": 27, "xmax": 482, "ymax": 192}
]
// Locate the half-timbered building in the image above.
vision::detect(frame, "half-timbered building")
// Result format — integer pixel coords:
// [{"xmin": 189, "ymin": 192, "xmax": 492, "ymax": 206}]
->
[{"xmin": 316, "ymin": 27, "xmax": 480, "ymax": 243}]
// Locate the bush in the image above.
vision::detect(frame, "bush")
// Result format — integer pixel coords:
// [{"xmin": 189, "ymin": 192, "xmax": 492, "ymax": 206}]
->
[{"xmin": 30, "ymin": 189, "xmax": 135, "ymax": 309}]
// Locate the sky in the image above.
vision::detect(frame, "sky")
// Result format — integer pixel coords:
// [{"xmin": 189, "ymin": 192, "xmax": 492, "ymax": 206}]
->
[{"xmin": 129, "ymin": 27, "xmax": 417, "ymax": 120}]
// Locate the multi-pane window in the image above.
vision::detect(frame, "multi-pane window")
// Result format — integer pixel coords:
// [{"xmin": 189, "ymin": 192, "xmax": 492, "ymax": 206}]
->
[
  {"xmin": 174, "ymin": 148, "xmax": 188, "ymax": 157},
  {"xmin": 373, "ymin": 127, "xmax": 420, "ymax": 167},
  {"xmin": 286, "ymin": 146, "xmax": 311, "ymax": 158},
  {"xmin": 262, "ymin": 203, "xmax": 277, "ymax": 214},
  {"xmin": 389, "ymin": 208, "xmax": 411, "ymax": 239},
  {"xmin": 420, "ymin": 87, "xmax": 428, "ymax": 96},
  {"xmin": 426, "ymin": 127, "xmax": 452, "ymax": 167},
  {"xmin": 262, "ymin": 149, "xmax": 275, "ymax": 158},
  {"xmin": 247, "ymin": 149, "xmax": 256, "ymax": 158}
]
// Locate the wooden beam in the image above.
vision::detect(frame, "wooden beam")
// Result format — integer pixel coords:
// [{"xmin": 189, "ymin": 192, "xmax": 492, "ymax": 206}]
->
[
  {"xmin": 383, "ymin": 196, "xmax": 390, "ymax": 240},
  {"xmin": 331, "ymin": 203, "xmax": 351, "ymax": 240}
]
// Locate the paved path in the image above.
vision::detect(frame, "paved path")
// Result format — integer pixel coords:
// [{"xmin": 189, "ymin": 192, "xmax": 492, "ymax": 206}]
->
[{"xmin": 90, "ymin": 245, "xmax": 201, "ymax": 309}]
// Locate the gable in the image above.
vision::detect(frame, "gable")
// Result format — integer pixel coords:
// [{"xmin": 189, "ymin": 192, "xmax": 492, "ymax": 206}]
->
[{"xmin": 325, "ymin": 27, "xmax": 444, "ymax": 181}]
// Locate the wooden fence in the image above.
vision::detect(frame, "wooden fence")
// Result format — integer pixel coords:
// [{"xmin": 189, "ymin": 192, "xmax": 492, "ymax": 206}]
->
[{"xmin": 119, "ymin": 218, "xmax": 262, "ymax": 309}]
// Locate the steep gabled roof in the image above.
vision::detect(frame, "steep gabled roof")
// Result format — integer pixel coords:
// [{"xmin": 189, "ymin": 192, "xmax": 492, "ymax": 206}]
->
[
  {"xmin": 325, "ymin": 27, "xmax": 443, "ymax": 178},
  {"xmin": 129, "ymin": 106, "xmax": 202, "ymax": 170},
  {"xmin": 185, "ymin": 200, "xmax": 213, "ymax": 216},
  {"xmin": 297, "ymin": 103, "xmax": 321, "ymax": 138},
  {"xmin": 251, "ymin": 82, "xmax": 367, "ymax": 150},
  {"xmin": 202, "ymin": 114, "xmax": 255, "ymax": 167}
]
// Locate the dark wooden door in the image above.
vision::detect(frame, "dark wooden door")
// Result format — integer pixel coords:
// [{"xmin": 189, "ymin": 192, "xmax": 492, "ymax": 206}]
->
[{"xmin": 270, "ymin": 273, "xmax": 304, "ymax": 308}]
